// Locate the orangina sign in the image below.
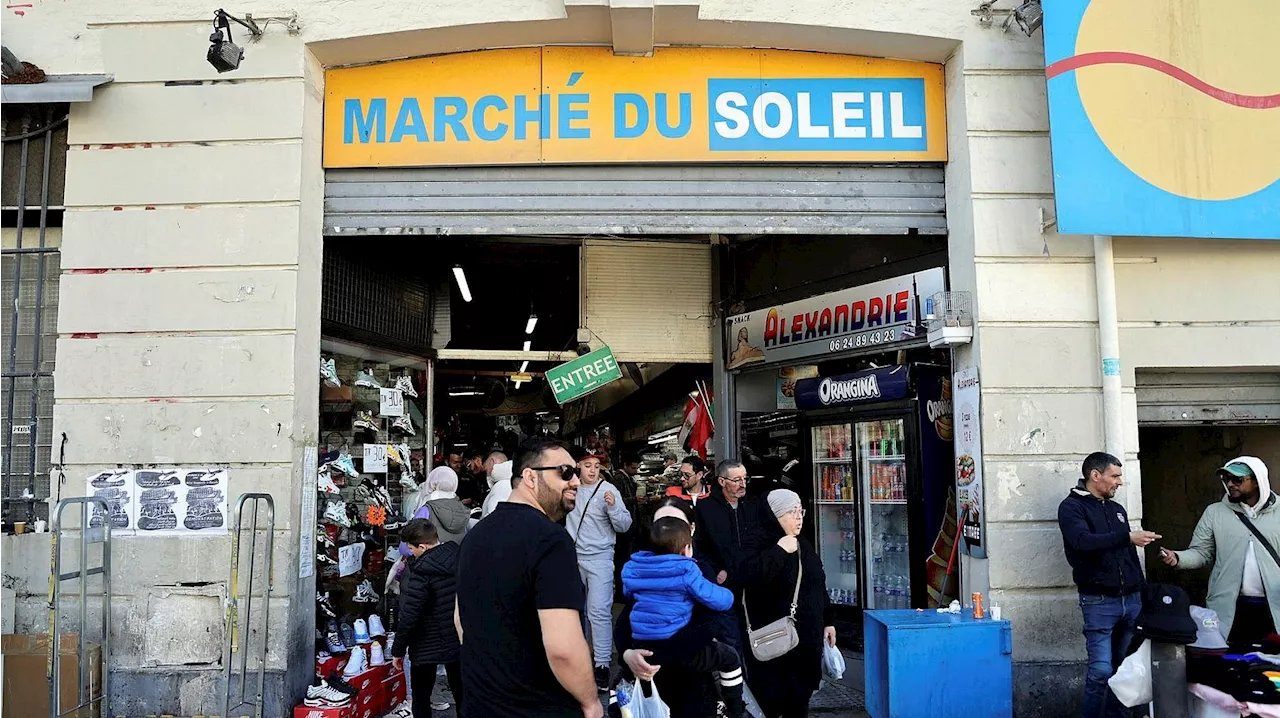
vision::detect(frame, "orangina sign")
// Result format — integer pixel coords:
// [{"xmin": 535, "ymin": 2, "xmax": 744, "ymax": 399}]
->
[
  {"xmin": 1044, "ymin": 0, "xmax": 1280, "ymax": 239},
  {"xmin": 323, "ymin": 47, "xmax": 946, "ymax": 167}
]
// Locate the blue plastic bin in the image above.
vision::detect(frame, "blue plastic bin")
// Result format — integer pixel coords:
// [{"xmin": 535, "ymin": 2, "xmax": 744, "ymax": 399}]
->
[{"xmin": 864, "ymin": 609, "xmax": 1013, "ymax": 718}]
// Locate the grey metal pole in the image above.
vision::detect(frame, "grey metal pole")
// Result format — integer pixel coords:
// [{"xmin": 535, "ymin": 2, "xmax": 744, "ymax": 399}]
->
[
  {"xmin": 1150, "ymin": 642, "xmax": 1188, "ymax": 718},
  {"xmin": 425, "ymin": 358, "xmax": 435, "ymax": 471}
]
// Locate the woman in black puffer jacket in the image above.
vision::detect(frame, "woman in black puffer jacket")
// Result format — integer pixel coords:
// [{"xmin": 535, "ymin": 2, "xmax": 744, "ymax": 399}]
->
[
  {"xmin": 736, "ymin": 489, "xmax": 836, "ymax": 718},
  {"xmin": 391, "ymin": 518, "xmax": 463, "ymax": 718}
]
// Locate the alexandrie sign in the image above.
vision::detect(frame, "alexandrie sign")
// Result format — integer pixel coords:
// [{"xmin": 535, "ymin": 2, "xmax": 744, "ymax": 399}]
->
[
  {"xmin": 725, "ymin": 268, "xmax": 945, "ymax": 370},
  {"xmin": 546, "ymin": 346, "xmax": 624, "ymax": 405},
  {"xmin": 323, "ymin": 47, "xmax": 947, "ymax": 168}
]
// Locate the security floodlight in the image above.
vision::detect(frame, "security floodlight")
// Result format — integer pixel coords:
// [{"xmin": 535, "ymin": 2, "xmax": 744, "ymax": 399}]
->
[
  {"xmin": 1013, "ymin": 0, "xmax": 1043, "ymax": 35},
  {"xmin": 207, "ymin": 9, "xmax": 261, "ymax": 73}
]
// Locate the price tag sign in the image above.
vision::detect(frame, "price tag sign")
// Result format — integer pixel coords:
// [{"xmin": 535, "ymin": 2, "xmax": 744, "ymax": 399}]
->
[
  {"xmin": 363, "ymin": 444, "xmax": 388, "ymax": 473},
  {"xmin": 380, "ymin": 388, "xmax": 404, "ymax": 417},
  {"xmin": 338, "ymin": 543, "xmax": 365, "ymax": 577}
]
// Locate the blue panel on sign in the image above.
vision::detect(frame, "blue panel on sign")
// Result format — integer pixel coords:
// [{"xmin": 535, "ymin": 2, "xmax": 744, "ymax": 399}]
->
[
  {"xmin": 707, "ymin": 78, "xmax": 928, "ymax": 152},
  {"xmin": 794, "ymin": 366, "xmax": 911, "ymax": 410}
]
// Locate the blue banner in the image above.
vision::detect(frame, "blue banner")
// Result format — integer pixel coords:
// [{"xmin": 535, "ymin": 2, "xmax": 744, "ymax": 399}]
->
[{"xmin": 794, "ymin": 365, "xmax": 911, "ymax": 410}]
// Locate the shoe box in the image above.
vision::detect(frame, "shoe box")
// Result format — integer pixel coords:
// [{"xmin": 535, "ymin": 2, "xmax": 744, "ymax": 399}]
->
[
  {"xmin": 317, "ymin": 653, "xmax": 347, "ymax": 677},
  {"xmin": 383, "ymin": 668, "xmax": 408, "ymax": 708},
  {"xmin": 293, "ymin": 705, "xmax": 351, "ymax": 718}
]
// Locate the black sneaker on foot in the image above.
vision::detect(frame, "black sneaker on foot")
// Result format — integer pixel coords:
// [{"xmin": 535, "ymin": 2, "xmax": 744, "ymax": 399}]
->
[{"xmin": 594, "ymin": 665, "xmax": 611, "ymax": 692}]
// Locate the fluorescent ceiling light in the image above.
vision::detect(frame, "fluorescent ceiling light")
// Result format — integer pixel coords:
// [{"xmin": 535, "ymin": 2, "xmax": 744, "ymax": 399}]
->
[
  {"xmin": 525, "ymin": 314, "xmax": 538, "ymax": 334},
  {"xmin": 447, "ymin": 386, "xmax": 484, "ymax": 397},
  {"xmin": 452, "ymin": 265, "xmax": 472, "ymax": 303},
  {"xmin": 523, "ymin": 340, "xmax": 532, "ymax": 352},
  {"xmin": 519, "ymin": 360, "xmax": 529, "ymax": 373},
  {"xmin": 513, "ymin": 380, "xmax": 524, "ymax": 389},
  {"xmin": 646, "ymin": 427, "xmax": 681, "ymax": 444}
]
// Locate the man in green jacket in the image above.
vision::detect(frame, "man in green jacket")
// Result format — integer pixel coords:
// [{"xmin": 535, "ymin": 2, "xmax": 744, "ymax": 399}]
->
[{"xmin": 1159, "ymin": 456, "xmax": 1279, "ymax": 645}]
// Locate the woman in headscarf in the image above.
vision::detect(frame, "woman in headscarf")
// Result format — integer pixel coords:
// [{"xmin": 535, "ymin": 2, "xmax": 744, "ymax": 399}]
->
[
  {"xmin": 418, "ymin": 466, "xmax": 470, "ymax": 545},
  {"xmin": 736, "ymin": 489, "xmax": 836, "ymax": 718}
]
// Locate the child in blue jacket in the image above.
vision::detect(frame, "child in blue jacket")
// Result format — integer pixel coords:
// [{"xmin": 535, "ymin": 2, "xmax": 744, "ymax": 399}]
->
[{"xmin": 622, "ymin": 516, "xmax": 746, "ymax": 718}]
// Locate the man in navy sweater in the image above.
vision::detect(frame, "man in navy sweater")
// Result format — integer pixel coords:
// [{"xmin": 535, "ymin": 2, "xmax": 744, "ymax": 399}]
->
[{"xmin": 1057, "ymin": 452, "xmax": 1160, "ymax": 718}]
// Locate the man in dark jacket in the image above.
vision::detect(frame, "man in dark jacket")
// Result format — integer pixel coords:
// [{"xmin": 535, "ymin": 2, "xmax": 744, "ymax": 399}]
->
[
  {"xmin": 1057, "ymin": 452, "xmax": 1160, "ymax": 718},
  {"xmin": 392, "ymin": 518, "xmax": 463, "ymax": 718},
  {"xmin": 695, "ymin": 460, "xmax": 758, "ymax": 590}
]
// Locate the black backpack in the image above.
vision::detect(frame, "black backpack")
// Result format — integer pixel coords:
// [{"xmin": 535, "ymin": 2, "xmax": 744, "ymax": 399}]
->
[{"xmin": 1134, "ymin": 583, "xmax": 1197, "ymax": 644}]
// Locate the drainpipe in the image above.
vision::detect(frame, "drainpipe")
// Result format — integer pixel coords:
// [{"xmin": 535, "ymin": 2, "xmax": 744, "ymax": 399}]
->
[{"xmin": 1093, "ymin": 235, "xmax": 1123, "ymax": 463}]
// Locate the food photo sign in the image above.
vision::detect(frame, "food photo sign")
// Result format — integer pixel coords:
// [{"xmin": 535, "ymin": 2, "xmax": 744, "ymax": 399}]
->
[{"xmin": 952, "ymin": 367, "xmax": 986, "ymax": 558}]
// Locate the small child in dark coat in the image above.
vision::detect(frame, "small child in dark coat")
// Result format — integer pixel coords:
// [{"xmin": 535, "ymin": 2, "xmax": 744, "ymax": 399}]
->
[
  {"xmin": 392, "ymin": 519, "xmax": 463, "ymax": 718},
  {"xmin": 622, "ymin": 517, "xmax": 746, "ymax": 718}
]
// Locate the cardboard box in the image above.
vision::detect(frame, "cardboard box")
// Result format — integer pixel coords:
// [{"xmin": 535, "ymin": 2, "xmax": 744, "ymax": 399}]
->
[
  {"xmin": 344, "ymin": 663, "xmax": 389, "ymax": 695},
  {"xmin": 293, "ymin": 704, "xmax": 352, "ymax": 718},
  {"xmin": 316, "ymin": 653, "xmax": 347, "ymax": 677},
  {"xmin": 2, "ymin": 634, "xmax": 102, "ymax": 718},
  {"xmin": 383, "ymin": 670, "xmax": 407, "ymax": 707}
]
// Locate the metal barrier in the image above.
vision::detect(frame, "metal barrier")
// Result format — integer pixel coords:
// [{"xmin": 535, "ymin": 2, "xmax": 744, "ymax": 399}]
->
[
  {"xmin": 47, "ymin": 497, "xmax": 112, "ymax": 718},
  {"xmin": 221, "ymin": 493, "xmax": 276, "ymax": 718}
]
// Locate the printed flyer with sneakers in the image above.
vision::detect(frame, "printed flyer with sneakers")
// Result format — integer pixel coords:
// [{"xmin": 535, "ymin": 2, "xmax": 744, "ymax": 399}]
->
[{"xmin": 85, "ymin": 468, "xmax": 230, "ymax": 535}]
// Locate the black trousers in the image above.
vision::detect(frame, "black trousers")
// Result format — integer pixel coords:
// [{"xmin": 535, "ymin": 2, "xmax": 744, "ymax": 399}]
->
[
  {"xmin": 1228, "ymin": 595, "xmax": 1276, "ymax": 647},
  {"xmin": 410, "ymin": 660, "xmax": 462, "ymax": 718}
]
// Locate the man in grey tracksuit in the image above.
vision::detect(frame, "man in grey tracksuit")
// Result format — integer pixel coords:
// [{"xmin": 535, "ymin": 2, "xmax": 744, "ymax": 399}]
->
[
  {"xmin": 566, "ymin": 446, "xmax": 633, "ymax": 690},
  {"xmin": 1160, "ymin": 455, "xmax": 1279, "ymax": 645}
]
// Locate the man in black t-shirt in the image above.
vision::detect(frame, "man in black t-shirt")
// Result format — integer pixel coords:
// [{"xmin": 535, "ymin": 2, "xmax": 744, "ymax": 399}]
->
[{"xmin": 456, "ymin": 440, "xmax": 602, "ymax": 718}]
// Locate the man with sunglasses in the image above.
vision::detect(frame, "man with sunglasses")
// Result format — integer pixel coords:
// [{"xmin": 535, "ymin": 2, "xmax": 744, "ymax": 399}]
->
[
  {"xmin": 456, "ymin": 440, "xmax": 603, "ymax": 718},
  {"xmin": 1159, "ymin": 456, "xmax": 1279, "ymax": 646},
  {"xmin": 666, "ymin": 456, "xmax": 712, "ymax": 505}
]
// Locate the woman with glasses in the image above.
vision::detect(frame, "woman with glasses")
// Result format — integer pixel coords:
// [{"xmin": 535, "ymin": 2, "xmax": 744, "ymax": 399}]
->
[{"xmin": 736, "ymin": 489, "xmax": 837, "ymax": 718}]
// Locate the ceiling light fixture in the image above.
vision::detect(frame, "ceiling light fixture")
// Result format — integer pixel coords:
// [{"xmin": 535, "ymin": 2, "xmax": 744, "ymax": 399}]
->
[
  {"xmin": 447, "ymin": 386, "xmax": 484, "ymax": 397},
  {"xmin": 513, "ymin": 380, "xmax": 525, "ymax": 389},
  {"xmin": 452, "ymin": 265, "xmax": 472, "ymax": 302},
  {"xmin": 206, "ymin": 9, "xmax": 262, "ymax": 73},
  {"xmin": 519, "ymin": 360, "xmax": 529, "ymax": 373},
  {"xmin": 525, "ymin": 314, "xmax": 538, "ymax": 335},
  {"xmin": 522, "ymin": 340, "xmax": 532, "ymax": 352}
]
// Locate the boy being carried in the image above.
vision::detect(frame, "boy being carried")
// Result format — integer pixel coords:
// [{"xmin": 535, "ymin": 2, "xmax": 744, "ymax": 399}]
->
[{"xmin": 621, "ymin": 517, "xmax": 746, "ymax": 718}]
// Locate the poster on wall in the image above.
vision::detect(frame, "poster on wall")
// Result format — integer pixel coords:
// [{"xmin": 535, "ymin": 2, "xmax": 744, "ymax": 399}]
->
[
  {"xmin": 299, "ymin": 447, "xmax": 318, "ymax": 579},
  {"xmin": 776, "ymin": 366, "xmax": 819, "ymax": 410},
  {"xmin": 952, "ymin": 368, "xmax": 986, "ymax": 558},
  {"xmin": 85, "ymin": 468, "xmax": 230, "ymax": 536}
]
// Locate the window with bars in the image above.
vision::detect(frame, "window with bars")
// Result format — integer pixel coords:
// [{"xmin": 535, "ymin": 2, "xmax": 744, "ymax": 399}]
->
[{"xmin": 2, "ymin": 103, "xmax": 68, "ymax": 524}]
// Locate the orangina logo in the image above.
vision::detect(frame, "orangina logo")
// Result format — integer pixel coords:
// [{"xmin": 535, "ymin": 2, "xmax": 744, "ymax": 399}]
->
[{"xmin": 1045, "ymin": 0, "xmax": 1280, "ymax": 201}]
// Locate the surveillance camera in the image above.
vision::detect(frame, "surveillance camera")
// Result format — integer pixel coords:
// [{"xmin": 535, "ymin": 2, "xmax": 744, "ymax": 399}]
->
[
  {"xmin": 207, "ymin": 32, "xmax": 244, "ymax": 73},
  {"xmin": 576, "ymin": 343, "xmax": 592, "ymax": 356}
]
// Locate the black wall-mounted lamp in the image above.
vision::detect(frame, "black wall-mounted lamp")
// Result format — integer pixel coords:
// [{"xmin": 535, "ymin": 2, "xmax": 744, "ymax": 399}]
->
[{"xmin": 207, "ymin": 9, "xmax": 262, "ymax": 73}]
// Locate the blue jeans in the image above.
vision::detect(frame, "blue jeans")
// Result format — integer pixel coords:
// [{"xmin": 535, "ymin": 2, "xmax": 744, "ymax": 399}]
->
[{"xmin": 1079, "ymin": 592, "xmax": 1141, "ymax": 718}]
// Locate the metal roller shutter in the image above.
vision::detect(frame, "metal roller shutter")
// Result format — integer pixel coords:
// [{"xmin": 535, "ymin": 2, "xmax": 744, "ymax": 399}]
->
[
  {"xmin": 1136, "ymin": 371, "xmax": 1280, "ymax": 425},
  {"xmin": 584, "ymin": 240, "xmax": 712, "ymax": 363},
  {"xmin": 324, "ymin": 164, "xmax": 945, "ymax": 236}
]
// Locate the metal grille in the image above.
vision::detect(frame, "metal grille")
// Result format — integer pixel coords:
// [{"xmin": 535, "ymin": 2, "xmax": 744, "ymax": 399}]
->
[
  {"xmin": 321, "ymin": 241, "xmax": 433, "ymax": 355},
  {"xmin": 2, "ymin": 104, "xmax": 68, "ymax": 524}
]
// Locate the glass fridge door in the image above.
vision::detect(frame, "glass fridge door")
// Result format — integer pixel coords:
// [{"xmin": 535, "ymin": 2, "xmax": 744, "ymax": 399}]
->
[
  {"xmin": 812, "ymin": 423, "xmax": 858, "ymax": 607},
  {"xmin": 857, "ymin": 418, "xmax": 911, "ymax": 609}
]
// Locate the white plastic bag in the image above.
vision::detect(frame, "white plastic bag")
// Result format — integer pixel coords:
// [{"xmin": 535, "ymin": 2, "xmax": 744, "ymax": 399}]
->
[
  {"xmin": 626, "ymin": 678, "xmax": 671, "ymax": 718},
  {"xmin": 822, "ymin": 642, "xmax": 846, "ymax": 681},
  {"xmin": 1107, "ymin": 638, "xmax": 1152, "ymax": 707}
]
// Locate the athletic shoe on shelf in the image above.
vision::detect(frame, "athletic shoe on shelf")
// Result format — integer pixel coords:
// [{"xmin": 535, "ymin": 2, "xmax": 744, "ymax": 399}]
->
[
  {"xmin": 341, "ymin": 645, "xmax": 368, "ymax": 679},
  {"xmin": 316, "ymin": 552, "xmax": 336, "ymax": 566},
  {"xmin": 353, "ymin": 618, "xmax": 371, "ymax": 644},
  {"xmin": 368, "ymin": 641, "xmax": 387, "ymax": 667},
  {"xmin": 304, "ymin": 678, "xmax": 352, "ymax": 707},
  {"xmin": 317, "ymin": 527, "xmax": 336, "ymax": 548},
  {"xmin": 317, "ymin": 471, "xmax": 341, "ymax": 494},
  {"xmin": 352, "ymin": 579, "xmax": 380, "ymax": 603},
  {"xmin": 354, "ymin": 411, "xmax": 380, "ymax": 434},
  {"xmin": 340, "ymin": 621, "xmax": 357, "ymax": 648},
  {"xmin": 398, "ymin": 473, "xmax": 420, "ymax": 490},
  {"xmin": 321, "ymin": 357, "xmax": 341, "ymax": 388},
  {"xmin": 394, "ymin": 374, "xmax": 418, "ymax": 398},
  {"xmin": 326, "ymin": 672, "xmax": 359, "ymax": 698},
  {"xmin": 333, "ymin": 452, "xmax": 359, "ymax": 478},
  {"xmin": 391, "ymin": 414, "xmax": 415, "ymax": 436},
  {"xmin": 89, "ymin": 470, "xmax": 129, "ymax": 488},
  {"xmin": 382, "ymin": 513, "xmax": 407, "ymax": 531},
  {"xmin": 316, "ymin": 594, "xmax": 337, "ymax": 619},
  {"xmin": 135, "ymin": 470, "xmax": 180, "ymax": 488},
  {"xmin": 354, "ymin": 369, "xmax": 383, "ymax": 389},
  {"xmin": 324, "ymin": 631, "xmax": 348, "ymax": 654},
  {"xmin": 368, "ymin": 613, "xmax": 387, "ymax": 637},
  {"xmin": 322, "ymin": 501, "xmax": 352, "ymax": 528}
]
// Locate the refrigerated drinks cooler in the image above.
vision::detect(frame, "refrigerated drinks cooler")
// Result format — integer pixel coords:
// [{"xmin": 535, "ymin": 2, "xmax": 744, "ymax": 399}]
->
[{"xmin": 795, "ymin": 364, "xmax": 954, "ymax": 616}]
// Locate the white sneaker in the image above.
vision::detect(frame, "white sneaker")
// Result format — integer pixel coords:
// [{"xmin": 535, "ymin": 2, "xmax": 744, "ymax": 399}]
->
[
  {"xmin": 322, "ymin": 501, "xmax": 352, "ymax": 528},
  {"xmin": 321, "ymin": 358, "xmax": 341, "ymax": 388},
  {"xmin": 342, "ymin": 645, "xmax": 368, "ymax": 678},
  {"xmin": 353, "ymin": 618, "xmax": 371, "ymax": 644},
  {"xmin": 305, "ymin": 679, "xmax": 352, "ymax": 707},
  {"xmin": 353, "ymin": 579, "xmax": 380, "ymax": 603},
  {"xmin": 392, "ymin": 414, "xmax": 415, "ymax": 436},
  {"xmin": 317, "ymin": 471, "xmax": 341, "ymax": 494},
  {"xmin": 394, "ymin": 374, "xmax": 418, "ymax": 398},
  {"xmin": 368, "ymin": 613, "xmax": 387, "ymax": 637},
  {"xmin": 369, "ymin": 641, "xmax": 387, "ymax": 666},
  {"xmin": 398, "ymin": 474, "xmax": 420, "ymax": 490},
  {"xmin": 355, "ymin": 369, "xmax": 383, "ymax": 389}
]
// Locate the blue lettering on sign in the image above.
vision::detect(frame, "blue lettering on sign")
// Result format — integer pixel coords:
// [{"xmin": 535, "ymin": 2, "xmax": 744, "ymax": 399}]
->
[{"xmin": 707, "ymin": 78, "xmax": 928, "ymax": 151}]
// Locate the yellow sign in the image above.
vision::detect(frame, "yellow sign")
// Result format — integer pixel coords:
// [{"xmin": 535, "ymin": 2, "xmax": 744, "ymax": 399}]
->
[{"xmin": 323, "ymin": 47, "xmax": 946, "ymax": 168}]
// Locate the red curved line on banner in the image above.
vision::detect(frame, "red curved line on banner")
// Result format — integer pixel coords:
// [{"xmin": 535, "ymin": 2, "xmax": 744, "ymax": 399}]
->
[{"xmin": 1045, "ymin": 51, "xmax": 1280, "ymax": 109}]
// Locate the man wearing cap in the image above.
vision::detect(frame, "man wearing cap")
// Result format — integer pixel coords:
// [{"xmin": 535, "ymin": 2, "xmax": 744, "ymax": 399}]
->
[
  {"xmin": 565, "ymin": 445, "xmax": 633, "ymax": 691},
  {"xmin": 1159, "ymin": 456, "xmax": 1279, "ymax": 645}
]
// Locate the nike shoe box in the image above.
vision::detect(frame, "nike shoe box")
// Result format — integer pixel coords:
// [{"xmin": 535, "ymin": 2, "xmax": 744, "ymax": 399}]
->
[
  {"xmin": 293, "ymin": 705, "xmax": 351, "ymax": 718},
  {"xmin": 316, "ymin": 654, "xmax": 347, "ymax": 677},
  {"xmin": 383, "ymin": 669, "xmax": 408, "ymax": 707},
  {"xmin": 345, "ymin": 663, "xmax": 390, "ymax": 694}
]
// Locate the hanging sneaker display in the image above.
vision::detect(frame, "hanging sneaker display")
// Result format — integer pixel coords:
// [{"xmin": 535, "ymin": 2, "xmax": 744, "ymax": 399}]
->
[
  {"xmin": 352, "ymin": 579, "xmax": 380, "ymax": 603},
  {"xmin": 324, "ymin": 631, "xmax": 348, "ymax": 654},
  {"xmin": 317, "ymin": 526, "xmax": 336, "ymax": 548},
  {"xmin": 321, "ymin": 357, "xmax": 341, "ymax": 388},
  {"xmin": 317, "ymin": 471, "xmax": 342, "ymax": 494},
  {"xmin": 393, "ymin": 374, "xmax": 418, "ymax": 398},
  {"xmin": 354, "ymin": 369, "xmax": 383, "ymax": 389},
  {"xmin": 332, "ymin": 452, "xmax": 359, "ymax": 478},
  {"xmin": 391, "ymin": 414, "xmax": 415, "ymax": 436},
  {"xmin": 340, "ymin": 621, "xmax": 357, "ymax": 648},
  {"xmin": 322, "ymin": 501, "xmax": 352, "ymax": 528},
  {"xmin": 398, "ymin": 474, "xmax": 419, "ymax": 490},
  {"xmin": 354, "ymin": 411, "xmax": 380, "ymax": 435},
  {"xmin": 316, "ymin": 594, "xmax": 337, "ymax": 618}
]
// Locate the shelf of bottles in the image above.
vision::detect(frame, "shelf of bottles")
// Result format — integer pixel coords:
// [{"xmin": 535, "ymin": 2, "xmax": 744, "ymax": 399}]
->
[
  {"xmin": 858, "ymin": 419, "xmax": 911, "ymax": 609},
  {"xmin": 813, "ymin": 423, "xmax": 858, "ymax": 606}
]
